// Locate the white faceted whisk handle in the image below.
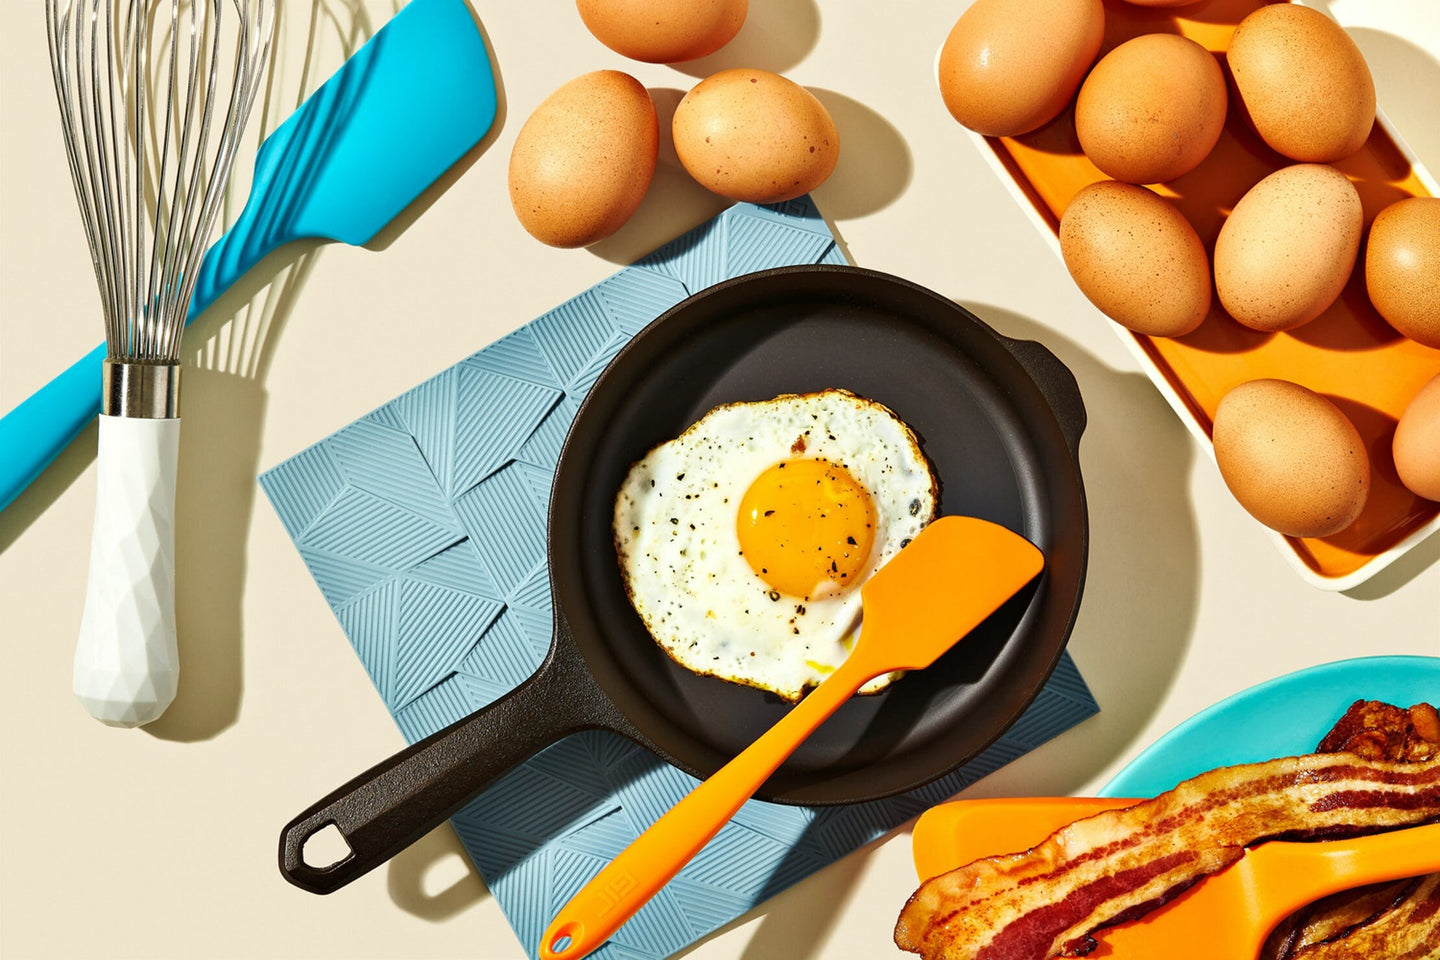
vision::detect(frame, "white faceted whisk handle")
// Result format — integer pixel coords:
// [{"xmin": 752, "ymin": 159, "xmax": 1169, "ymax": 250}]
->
[{"xmin": 75, "ymin": 415, "xmax": 181, "ymax": 727}]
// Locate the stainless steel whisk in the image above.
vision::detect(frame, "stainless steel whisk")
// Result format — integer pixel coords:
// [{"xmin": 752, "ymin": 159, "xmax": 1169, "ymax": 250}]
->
[{"xmin": 46, "ymin": 0, "xmax": 273, "ymax": 726}]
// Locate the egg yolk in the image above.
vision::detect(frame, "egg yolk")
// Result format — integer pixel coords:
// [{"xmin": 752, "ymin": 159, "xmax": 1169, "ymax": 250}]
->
[{"xmin": 737, "ymin": 458, "xmax": 876, "ymax": 599}]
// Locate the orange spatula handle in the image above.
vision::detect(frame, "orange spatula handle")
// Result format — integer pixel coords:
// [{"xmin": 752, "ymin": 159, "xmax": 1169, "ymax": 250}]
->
[
  {"xmin": 537, "ymin": 657, "xmax": 875, "ymax": 960},
  {"xmin": 1247, "ymin": 822, "xmax": 1440, "ymax": 934}
]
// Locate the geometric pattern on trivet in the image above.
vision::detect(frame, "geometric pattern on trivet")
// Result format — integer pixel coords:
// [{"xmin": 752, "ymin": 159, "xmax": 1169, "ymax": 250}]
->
[{"xmin": 260, "ymin": 197, "xmax": 1100, "ymax": 959}]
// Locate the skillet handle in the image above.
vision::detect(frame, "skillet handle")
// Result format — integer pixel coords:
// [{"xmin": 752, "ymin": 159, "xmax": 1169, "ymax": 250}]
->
[
  {"xmin": 278, "ymin": 635, "xmax": 630, "ymax": 895},
  {"xmin": 997, "ymin": 335, "xmax": 1087, "ymax": 454}
]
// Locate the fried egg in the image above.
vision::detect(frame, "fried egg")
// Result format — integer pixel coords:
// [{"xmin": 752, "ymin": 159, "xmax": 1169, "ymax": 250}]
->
[{"xmin": 613, "ymin": 389, "xmax": 938, "ymax": 701}]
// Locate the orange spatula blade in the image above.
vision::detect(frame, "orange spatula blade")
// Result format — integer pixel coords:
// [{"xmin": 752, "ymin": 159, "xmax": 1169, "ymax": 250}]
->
[{"xmin": 851, "ymin": 516, "xmax": 1045, "ymax": 674}]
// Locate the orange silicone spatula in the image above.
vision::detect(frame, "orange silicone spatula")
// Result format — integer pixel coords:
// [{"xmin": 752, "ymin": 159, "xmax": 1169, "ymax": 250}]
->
[
  {"xmin": 912, "ymin": 798, "xmax": 1440, "ymax": 959},
  {"xmin": 538, "ymin": 515, "xmax": 1045, "ymax": 960}
]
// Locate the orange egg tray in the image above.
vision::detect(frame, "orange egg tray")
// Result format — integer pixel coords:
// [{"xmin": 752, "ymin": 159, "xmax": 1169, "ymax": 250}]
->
[{"xmin": 970, "ymin": 0, "xmax": 1440, "ymax": 589}]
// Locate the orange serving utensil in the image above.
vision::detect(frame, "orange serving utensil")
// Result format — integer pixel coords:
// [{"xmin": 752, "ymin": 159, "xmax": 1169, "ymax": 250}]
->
[
  {"xmin": 912, "ymin": 797, "xmax": 1440, "ymax": 959},
  {"xmin": 537, "ymin": 515, "xmax": 1046, "ymax": 960}
]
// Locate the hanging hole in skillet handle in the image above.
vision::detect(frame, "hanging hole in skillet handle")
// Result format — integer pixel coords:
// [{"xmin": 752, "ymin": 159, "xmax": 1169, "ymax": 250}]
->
[
  {"xmin": 277, "ymin": 820, "xmax": 356, "ymax": 892},
  {"xmin": 303, "ymin": 823, "xmax": 354, "ymax": 870},
  {"xmin": 281, "ymin": 809, "xmax": 361, "ymax": 894},
  {"xmin": 995, "ymin": 335, "xmax": 1087, "ymax": 455}
]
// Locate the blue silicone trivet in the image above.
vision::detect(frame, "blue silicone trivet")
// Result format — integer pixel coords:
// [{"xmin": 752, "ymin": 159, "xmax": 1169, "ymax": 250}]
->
[{"xmin": 260, "ymin": 198, "xmax": 1099, "ymax": 959}]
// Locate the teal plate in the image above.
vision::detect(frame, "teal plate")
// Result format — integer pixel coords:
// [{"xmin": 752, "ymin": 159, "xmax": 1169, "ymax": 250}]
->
[{"xmin": 1100, "ymin": 656, "xmax": 1440, "ymax": 799}]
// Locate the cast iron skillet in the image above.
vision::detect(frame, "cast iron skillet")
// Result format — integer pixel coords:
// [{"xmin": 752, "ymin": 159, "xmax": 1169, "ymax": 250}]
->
[{"xmin": 279, "ymin": 265, "xmax": 1088, "ymax": 894}]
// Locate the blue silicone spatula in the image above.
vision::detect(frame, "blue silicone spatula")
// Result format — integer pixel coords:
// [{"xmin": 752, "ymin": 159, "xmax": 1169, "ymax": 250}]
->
[{"xmin": 0, "ymin": 0, "xmax": 497, "ymax": 511}]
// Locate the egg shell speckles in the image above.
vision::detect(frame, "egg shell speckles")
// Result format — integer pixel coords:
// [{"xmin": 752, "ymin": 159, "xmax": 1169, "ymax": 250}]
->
[
  {"xmin": 508, "ymin": 71, "xmax": 658, "ymax": 248},
  {"xmin": 1074, "ymin": 33, "xmax": 1228, "ymax": 185},
  {"xmin": 936, "ymin": 0, "xmax": 1103, "ymax": 138},
  {"xmin": 1395, "ymin": 375, "xmax": 1440, "ymax": 502},
  {"xmin": 672, "ymin": 69, "xmax": 838, "ymax": 203},
  {"xmin": 1366, "ymin": 197, "xmax": 1440, "ymax": 349},
  {"xmin": 1213, "ymin": 379, "xmax": 1370, "ymax": 539},
  {"xmin": 612, "ymin": 390, "xmax": 937, "ymax": 702},
  {"xmin": 576, "ymin": 0, "xmax": 747, "ymax": 63},
  {"xmin": 1059, "ymin": 181, "xmax": 1211, "ymax": 337},
  {"xmin": 1228, "ymin": 3, "xmax": 1375, "ymax": 164},
  {"xmin": 1214, "ymin": 164, "xmax": 1363, "ymax": 333}
]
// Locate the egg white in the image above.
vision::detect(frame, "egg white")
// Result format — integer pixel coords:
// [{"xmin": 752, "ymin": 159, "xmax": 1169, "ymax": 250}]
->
[{"xmin": 613, "ymin": 389, "xmax": 938, "ymax": 701}]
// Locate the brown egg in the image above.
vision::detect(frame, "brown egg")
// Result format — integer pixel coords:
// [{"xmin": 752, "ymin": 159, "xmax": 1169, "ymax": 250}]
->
[
  {"xmin": 1122, "ymin": 0, "xmax": 1204, "ymax": 5},
  {"xmin": 1075, "ymin": 34, "xmax": 1227, "ymax": 184},
  {"xmin": 1366, "ymin": 197, "xmax": 1440, "ymax": 348},
  {"xmin": 673, "ymin": 69, "xmax": 837, "ymax": 203},
  {"xmin": 936, "ymin": 0, "xmax": 1103, "ymax": 137},
  {"xmin": 1395, "ymin": 374, "xmax": 1440, "ymax": 502},
  {"xmin": 1213, "ymin": 379, "xmax": 1370, "ymax": 538},
  {"xmin": 508, "ymin": 71, "xmax": 658, "ymax": 248},
  {"xmin": 576, "ymin": 0, "xmax": 746, "ymax": 63},
  {"xmin": 1214, "ymin": 164, "xmax": 1362, "ymax": 332},
  {"xmin": 1228, "ymin": 4, "xmax": 1375, "ymax": 163},
  {"xmin": 1059, "ymin": 181, "xmax": 1211, "ymax": 337}
]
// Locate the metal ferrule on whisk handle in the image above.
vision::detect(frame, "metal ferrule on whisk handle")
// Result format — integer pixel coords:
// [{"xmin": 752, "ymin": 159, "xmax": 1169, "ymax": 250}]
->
[
  {"xmin": 49, "ymin": 0, "xmax": 272, "ymax": 726},
  {"xmin": 103, "ymin": 362, "xmax": 181, "ymax": 420}
]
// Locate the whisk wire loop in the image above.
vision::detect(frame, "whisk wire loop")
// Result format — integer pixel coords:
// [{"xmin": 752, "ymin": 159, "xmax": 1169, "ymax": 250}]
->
[{"xmin": 46, "ymin": 0, "xmax": 274, "ymax": 365}]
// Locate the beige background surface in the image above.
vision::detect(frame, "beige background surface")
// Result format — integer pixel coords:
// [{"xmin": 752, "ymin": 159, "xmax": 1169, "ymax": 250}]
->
[{"xmin": 2, "ymin": 1, "xmax": 1438, "ymax": 957}]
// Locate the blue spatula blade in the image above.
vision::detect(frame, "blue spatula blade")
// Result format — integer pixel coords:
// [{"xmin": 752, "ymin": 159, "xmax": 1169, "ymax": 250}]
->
[{"xmin": 191, "ymin": 0, "xmax": 498, "ymax": 309}]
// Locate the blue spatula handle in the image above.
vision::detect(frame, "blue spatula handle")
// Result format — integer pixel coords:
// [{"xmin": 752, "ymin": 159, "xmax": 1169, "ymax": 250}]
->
[
  {"xmin": 0, "ymin": 229, "xmax": 258, "ymax": 511},
  {"xmin": 0, "ymin": 341, "xmax": 111, "ymax": 507}
]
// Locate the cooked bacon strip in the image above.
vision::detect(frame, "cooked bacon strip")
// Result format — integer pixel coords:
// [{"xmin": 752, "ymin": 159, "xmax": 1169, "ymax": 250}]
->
[
  {"xmin": 894, "ymin": 753, "xmax": 1440, "ymax": 960},
  {"xmin": 1288, "ymin": 873, "xmax": 1440, "ymax": 959},
  {"xmin": 1318, "ymin": 700, "xmax": 1440, "ymax": 763},
  {"xmin": 1264, "ymin": 880, "xmax": 1420, "ymax": 958}
]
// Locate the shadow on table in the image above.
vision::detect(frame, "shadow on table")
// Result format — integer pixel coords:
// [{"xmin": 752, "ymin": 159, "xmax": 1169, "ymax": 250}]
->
[
  {"xmin": 957, "ymin": 305, "xmax": 1201, "ymax": 797},
  {"xmin": 387, "ymin": 822, "xmax": 493, "ymax": 921},
  {"xmin": 669, "ymin": 0, "xmax": 821, "ymax": 79},
  {"xmin": 146, "ymin": 0, "xmax": 505, "ymax": 741},
  {"xmin": 146, "ymin": 0, "xmax": 377, "ymax": 742},
  {"xmin": 808, "ymin": 88, "xmax": 912, "ymax": 221},
  {"xmin": 1344, "ymin": 530, "xmax": 1440, "ymax": 602},
  {"xmin": 666, "ymin": 845, "xmax": 873, "ymax": 960}
]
